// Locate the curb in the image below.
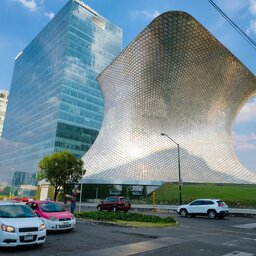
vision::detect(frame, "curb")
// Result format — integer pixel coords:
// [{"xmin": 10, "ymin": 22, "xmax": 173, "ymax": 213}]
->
[{"xmin": 76, "ymin": 204, "xmax": 256, "ymax": 219}]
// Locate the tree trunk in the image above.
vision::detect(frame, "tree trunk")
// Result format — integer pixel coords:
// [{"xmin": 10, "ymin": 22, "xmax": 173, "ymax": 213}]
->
[
  {"xmin": 63, "ymin": 186, "xmax": 68, "ymax": 204},
  {"xmin": 53, "ymin": 186, "xmax": 59, "ymax": 201}
]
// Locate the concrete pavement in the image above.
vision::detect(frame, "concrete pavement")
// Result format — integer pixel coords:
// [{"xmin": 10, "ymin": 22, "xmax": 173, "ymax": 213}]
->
[{"xmin": 3, "ymin": 213, "xmax": 256, "ymax": 256}]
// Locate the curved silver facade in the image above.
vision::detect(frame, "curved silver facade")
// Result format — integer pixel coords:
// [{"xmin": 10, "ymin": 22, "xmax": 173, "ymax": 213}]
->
[{"xmin": 82, "ymin": 11, "xmax": 256, "ymax": 185}]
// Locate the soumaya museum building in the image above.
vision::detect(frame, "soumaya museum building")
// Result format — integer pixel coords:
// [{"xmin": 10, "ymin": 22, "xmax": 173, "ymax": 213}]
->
[
  {"xmin": 0, "ymin": 0, "xmax": 122, "ymax": 186},
  {"xmin": 0, "ymin": 1, "xmax": 256, "ymax": 190},
  {"xmin": 82, "ymin": 11, "xmax": 256, "ymax": 186}
]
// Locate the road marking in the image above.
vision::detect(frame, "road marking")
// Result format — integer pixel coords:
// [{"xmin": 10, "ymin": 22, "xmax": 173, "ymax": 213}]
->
[
  {"xmin": 233, "ymin": 223, "xmax": 256, "ymax": 229},
  {"xmin": 223, "ymin": 251, "xmax": 254, "ymax": 256},
  {"xmin": 222, "ymin": 240, "xmax": 240, "ymax": 247},
  {"xmin": 75, "ymin": 236, "xmax": 183, "ymax": 256}
]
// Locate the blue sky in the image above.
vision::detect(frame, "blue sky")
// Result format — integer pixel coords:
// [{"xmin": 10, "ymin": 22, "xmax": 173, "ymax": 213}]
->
[{"xmin": 0, "ymin": 0, "xmax": 256, "ymax": 172}]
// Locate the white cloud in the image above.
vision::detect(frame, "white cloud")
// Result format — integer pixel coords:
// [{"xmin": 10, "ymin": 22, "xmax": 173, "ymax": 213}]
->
[
  {"xmin": 246, "ymin": 0, "xmax": 256, "ymax": 35},
  {"xmin": 140, "ymin": 10, "xmax": 160, "ymax": 19},
  {"xmin": 249, "ymin": 0, "xmax": 256, "ymax": 15},
  {"xmin": 246, "ymin": 19, "xmax": 256, "ymax": 35},
  {"xmin": 217, "ymin": 0, "xmax": 256, "ymax": 36},
  {"xmin": 45, "ymin": 11, "xmax": 55, "ymax": 20},
  {"xmin": 16, "ymin": 0, "xmax": 37, "ymax": 12},
  {"xmin": 236, "ymin": 100, "xmax": 256, "ymax": 122},
  {"xmin": 209, "ymin": 17, "xmax": 226, "ymax": 32},
  {"xmin": 216, "ymin": 0, "xmax": 248, "ymax": 15},
  {"xmin": 233, "ymin": 132, "xmax": 256, "ymax": 150},
  {"xmin": 131, "ymin": 10, "xmax": 160, "ymax": 20},
  {"xmin": 14, "ymin": 0, "xmax": 55, "ymax": 21}
]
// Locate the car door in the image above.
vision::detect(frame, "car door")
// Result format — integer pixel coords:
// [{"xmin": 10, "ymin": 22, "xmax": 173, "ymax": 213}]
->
[
  {"xmin": 121, "ymin": 198, "xmax": 130, "ymax": 207},
  {"xmin": 102, "ymin": 197, "xmax": 112, "ymax": 210},
  {"xmin": 203, "ymin": 200, "xmax": 215, "ymax": 214},
  {"xmin": 187, "ymin": 200, "xmax": 203, "ymax": 213}
]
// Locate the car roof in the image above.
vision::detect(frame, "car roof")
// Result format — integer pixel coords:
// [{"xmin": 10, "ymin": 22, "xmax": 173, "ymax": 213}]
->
[
  {"xmin": 106, "ymin": 196, "xmax": 127, "ymax": 198},
  {"xmin": 28, "ymin": 200, "xmax": 56, "ymax": 203},
  {"xmin": 0, "ymin": 201, "xmax": 22, "ymax": 206},
  {"xmin": 193, "ymin": 199, "xmax": 222, "ymax": 201}
]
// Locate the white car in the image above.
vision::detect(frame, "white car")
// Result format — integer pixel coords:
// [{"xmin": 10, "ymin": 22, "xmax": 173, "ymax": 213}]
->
[
  {"xmin": 0, "ymin": 201, "xmax": 46, "ymax": 247},
  {"xmin": 177, "ymin": 199, "xmax": 229, "ymax": 219}
]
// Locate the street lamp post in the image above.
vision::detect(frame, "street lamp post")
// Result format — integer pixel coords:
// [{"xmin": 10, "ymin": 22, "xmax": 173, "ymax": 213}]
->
[
  {"xmin": 78, "ymin": 169, "xmax": 85, "ymax": 213},
  {"xmin": 161, "ymin": 133, "xmax": 182, "ymax": 205}
]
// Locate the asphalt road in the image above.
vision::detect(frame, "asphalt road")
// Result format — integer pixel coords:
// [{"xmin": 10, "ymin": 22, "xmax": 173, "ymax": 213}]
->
[{"xmin": 1, "ymin": 213, "xmax": 256, "ymax": 256}]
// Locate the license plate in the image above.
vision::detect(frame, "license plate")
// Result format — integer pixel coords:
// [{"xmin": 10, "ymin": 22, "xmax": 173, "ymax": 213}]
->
[
  {"xmin": 59, "ymin": 224, "xmax": 71, "ymax": 228},
  {"xmin": 24, "ymin": 235, "xmax": 34, "ymax": 241}
]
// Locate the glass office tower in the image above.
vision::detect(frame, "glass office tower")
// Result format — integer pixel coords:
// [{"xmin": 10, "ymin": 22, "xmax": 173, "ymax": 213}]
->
[{"xmin": 0, "ymin": 0, "xmax": 122, "ymax": 186}]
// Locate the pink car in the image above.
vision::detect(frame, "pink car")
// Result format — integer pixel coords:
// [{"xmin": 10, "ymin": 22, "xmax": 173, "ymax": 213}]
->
[{"xmin": 26, "ymin": 200, "xmax": 75, "ymax": 231}]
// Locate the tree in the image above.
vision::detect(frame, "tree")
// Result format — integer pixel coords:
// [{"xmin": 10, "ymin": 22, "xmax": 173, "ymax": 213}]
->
[{"xmin": 38, "ymin": 151, "xmax": 85, "ymax": 201}]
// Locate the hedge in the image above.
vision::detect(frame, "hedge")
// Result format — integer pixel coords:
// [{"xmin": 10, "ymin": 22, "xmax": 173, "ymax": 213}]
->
[{"xmin": 75, "ymin": 211, "xmax": 176, "ymax": 224}]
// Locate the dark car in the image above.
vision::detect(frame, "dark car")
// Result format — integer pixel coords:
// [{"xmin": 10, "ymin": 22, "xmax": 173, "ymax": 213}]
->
[
  {"xmin": 12, "ymin": 197, "xmax": 29, "ymax": 203},
  {"xmin": 97, "ymin": 196, "xmax": 131, "ymax": 212}
]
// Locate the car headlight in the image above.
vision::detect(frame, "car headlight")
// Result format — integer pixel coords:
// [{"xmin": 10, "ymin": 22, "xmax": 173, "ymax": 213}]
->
[
  {"xmin": 49, "ymin": 217, "xmax": 58, "ymax": 221},
  {"xmin": 1, "ymin": 224, "xmax": 15, "ymax": 233},
  {"xmin": 39, "ymin": 224, "xmax": 46, "ymax": 231}
]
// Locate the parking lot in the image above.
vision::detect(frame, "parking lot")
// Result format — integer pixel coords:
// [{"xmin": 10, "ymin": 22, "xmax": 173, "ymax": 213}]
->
[{"xmin": 0, "ymin": 212, "xmax": 256, "ymax": 256}]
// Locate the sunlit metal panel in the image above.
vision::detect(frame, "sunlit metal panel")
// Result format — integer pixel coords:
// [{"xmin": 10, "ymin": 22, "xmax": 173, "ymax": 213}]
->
[{"xmin": 82, "ymin": 11, "xmax": 256, "ymax": 185}]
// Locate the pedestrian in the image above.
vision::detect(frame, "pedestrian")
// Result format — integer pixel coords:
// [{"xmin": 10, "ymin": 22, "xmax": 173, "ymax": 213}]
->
[
  {"xmin": 71, "ymin": 189, "xmax": 77, "ymax": 213},
  {"xmin": 65, "ymin": 189, "xmax": 77, "ymax": 213}
]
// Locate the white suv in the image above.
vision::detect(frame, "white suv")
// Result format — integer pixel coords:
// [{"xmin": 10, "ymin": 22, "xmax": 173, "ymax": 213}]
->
[{"xmin": 177, "ymin": 199, "xmax": 229, "ymax": 219}]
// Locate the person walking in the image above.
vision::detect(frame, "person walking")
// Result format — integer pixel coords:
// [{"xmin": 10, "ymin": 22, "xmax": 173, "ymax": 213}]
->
[
  {"xmin": 65, "ymin": 189, "xmax": 77, "ymax": 213},
  {"xmin": 70, "ymin": 189, "xmax": 77, "ymax": 213}
]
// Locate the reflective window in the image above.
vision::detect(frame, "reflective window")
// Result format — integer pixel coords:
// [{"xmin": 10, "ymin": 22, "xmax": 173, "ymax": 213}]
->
[{"xmin": 0, "ymin": 1, "xmax": 122, "ymax": 186}]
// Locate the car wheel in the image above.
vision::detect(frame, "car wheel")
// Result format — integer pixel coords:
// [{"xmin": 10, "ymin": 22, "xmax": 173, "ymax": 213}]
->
[
  {"xmin": 113, "ymin": 207, "xmax": 117, "ymax": 212},
  {"xmin": 97, "ymin": 206, "xmax": 102, "ymax": 211},
  {"xmin": 208, "ymin": 210, "xmax": 216, "ymax": 219},
  {"xmin": 180, "ymin": 209, "xmax": 188, "ymax": 217}
]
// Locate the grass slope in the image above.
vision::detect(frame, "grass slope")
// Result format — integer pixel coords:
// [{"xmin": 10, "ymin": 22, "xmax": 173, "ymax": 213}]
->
[{"xmin": 149, "ymin": 183, "xmax": 256, "ymax": 208}]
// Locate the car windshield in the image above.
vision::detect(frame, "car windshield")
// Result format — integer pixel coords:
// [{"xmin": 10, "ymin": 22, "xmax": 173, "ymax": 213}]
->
[
  {"xmin": 0, "ymin": 205, "xmax": 36, "ymax": 218},
  {"xmin": 40, "ymin": 202, "xmax": 65, "ymax": 212}
]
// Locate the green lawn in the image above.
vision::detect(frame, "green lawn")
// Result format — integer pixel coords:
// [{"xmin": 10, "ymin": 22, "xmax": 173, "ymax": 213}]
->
[{"xmin": 148, "ymin": 183, "xmax": 256, "ymax": 208}]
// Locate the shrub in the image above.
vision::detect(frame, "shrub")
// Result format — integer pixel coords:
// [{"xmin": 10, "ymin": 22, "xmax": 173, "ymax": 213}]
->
[{"xmin": 75, "ymin": 211, "xmax": 176, "ymax": 224}]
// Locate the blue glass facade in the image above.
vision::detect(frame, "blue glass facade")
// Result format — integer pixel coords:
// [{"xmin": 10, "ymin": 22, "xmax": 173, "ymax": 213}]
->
[{"xmin": 0, "ymin": 0, "xmax": 122, "ymax": 186}]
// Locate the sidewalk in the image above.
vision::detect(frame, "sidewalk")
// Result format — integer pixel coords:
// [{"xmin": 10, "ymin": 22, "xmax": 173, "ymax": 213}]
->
[{"xmin": 76, "ymin": 202, "xmax": 256, "ymax": 218}]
